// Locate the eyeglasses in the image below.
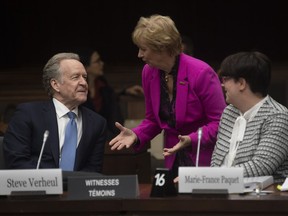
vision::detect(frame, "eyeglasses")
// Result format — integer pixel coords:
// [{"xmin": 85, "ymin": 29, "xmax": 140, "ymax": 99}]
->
[{"xmin": 221, "ymin": 76, "xmax": 232, "ymax": 84}]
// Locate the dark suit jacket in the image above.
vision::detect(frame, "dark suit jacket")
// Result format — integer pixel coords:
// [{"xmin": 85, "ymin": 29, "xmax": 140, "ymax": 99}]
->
[{"xmin": 3, "ymin": 100, "xmax": 107, "ymax": 173}]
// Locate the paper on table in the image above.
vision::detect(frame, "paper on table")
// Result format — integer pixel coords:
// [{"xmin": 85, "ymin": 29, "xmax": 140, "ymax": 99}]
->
[{"xmin": 243, "ymin": 176, "xmax": 274, "ymax": 193}]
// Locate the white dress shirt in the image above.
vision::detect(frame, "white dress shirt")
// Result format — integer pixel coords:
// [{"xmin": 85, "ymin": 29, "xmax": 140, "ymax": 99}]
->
[{"xmin": 52, "ymin": 98, "xmax": 83, "ymax": 159}]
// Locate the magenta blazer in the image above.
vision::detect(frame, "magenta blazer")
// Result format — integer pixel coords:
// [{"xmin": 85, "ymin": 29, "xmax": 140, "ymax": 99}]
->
[{"xmin": 133, "ymin": 53, "xmax": 226, "ymax": 169}]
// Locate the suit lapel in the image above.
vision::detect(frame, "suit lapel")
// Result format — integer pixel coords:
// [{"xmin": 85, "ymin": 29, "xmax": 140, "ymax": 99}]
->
[
  {"xmin": 176, "ymin": 59, "xmax": 189, "ymax": 129},
  {"xmin": 74, "ymin": 107, "xmax": 90, "ymax": 169},
  {"xmin": 150, "ymin": 69, "xmax": 161, "ymax": 122},
  {"xmin": 43, "ymin": 101, "xmax": 60, "ymax": 166},
  {"xmin": 247, "ymin": 97, "xmax": 271, "ymax": 125}
]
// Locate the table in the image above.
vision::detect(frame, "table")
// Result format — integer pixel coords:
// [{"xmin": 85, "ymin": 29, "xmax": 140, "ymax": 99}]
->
[
  {"xmin": 103, "ymin": 141, "xmax": 151, "ymax": 184},
  {"xmin": 0, "ymin": 184, "xmax": 288, "ymax": 215}
]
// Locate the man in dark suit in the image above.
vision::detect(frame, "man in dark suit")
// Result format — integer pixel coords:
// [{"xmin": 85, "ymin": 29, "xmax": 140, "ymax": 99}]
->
[{"xmin": 3, "ymin": 52, "xmax": 107, "ymax": 173}]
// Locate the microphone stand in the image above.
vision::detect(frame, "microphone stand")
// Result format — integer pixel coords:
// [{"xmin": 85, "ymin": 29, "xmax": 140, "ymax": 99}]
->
[
  {"xmin": 195, "ymin": 128, "xmax": 202, "ymax": 167},
  {"xmin": 36, "ymin": 130, "xmax": 49, "ymax": 169}
]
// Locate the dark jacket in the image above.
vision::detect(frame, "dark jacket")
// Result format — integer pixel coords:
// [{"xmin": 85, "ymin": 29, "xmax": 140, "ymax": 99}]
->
[{"xmin": 3, "ymin": 100, "xmax": 107, "ymax": 172}]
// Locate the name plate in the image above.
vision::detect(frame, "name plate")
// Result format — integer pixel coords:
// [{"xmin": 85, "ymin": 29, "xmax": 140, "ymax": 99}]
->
[
  {"xmin": 67, "ymin": 175, "xmax": 139, "ymax": 200},
  {"xmin": 178, "ymin": 167, "xmax": 244, "ymax": 194},
  {"xmin": 0, "ymin": 169, "xmax": 63, "ymax": 195}
]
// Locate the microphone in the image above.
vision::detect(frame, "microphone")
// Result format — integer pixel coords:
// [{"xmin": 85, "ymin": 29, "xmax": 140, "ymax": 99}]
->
[
  {"xmin": 36, "ymin": 130, "xmax": 49, "ymax": 169},
  {"xmin": 195, "ymin": 127, "xmax": 202, "ymax": 167}
]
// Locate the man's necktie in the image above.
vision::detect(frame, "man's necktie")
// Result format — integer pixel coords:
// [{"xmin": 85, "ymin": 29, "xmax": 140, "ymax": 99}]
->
[{"xmin": 60, "ymin": 111, "xmax": 77, "ymax": 171}]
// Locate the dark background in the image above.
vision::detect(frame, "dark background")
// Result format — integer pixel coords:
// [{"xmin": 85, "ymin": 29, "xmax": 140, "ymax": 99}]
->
[{"xmin": 1, "ymin": 0, "xmax": 288, "ymax": 69}]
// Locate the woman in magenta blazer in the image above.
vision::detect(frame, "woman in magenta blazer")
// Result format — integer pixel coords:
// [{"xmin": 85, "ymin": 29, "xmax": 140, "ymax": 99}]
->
[{"xmin": 109, "ymin": 14, "xmax": 226, "ymax": 178}]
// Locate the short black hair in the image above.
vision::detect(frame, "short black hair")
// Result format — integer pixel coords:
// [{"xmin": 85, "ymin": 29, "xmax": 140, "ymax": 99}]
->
[{"xmin": 219, "ymin": 51, "xmax": 271, "ymax": 96}]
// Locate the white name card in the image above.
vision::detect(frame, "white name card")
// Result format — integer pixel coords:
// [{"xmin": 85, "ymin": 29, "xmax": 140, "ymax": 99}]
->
[
  {"xmin": 0, "ymin": 169, "xmax": 63, "ymax": 195},
  {"xmin": 178, "ymin": 167, "xmax": 244, "ymax": 194}
]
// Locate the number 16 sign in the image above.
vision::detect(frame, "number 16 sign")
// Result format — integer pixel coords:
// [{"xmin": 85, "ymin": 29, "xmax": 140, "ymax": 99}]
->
[{"xmin": 150, "ymin": 168, "xmax": 177, "ymax": 197}]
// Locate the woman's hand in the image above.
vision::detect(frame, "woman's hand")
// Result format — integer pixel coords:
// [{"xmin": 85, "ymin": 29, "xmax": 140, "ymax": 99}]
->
[
  {"xmin": 163, "ymin": 135, "xmax": 191, "ymax": 157},
  {"xmin": 125, "ymin": 85, "xmax": 144, "ymax": 96},
  {"xmin": 109, "ymin": 122, "xmax": 138, "ymax": 150}
]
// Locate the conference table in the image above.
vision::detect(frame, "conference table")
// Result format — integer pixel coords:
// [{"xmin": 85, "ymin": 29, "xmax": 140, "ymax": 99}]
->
[{"xmin": 0, "ymin": 184, "xmax": 288, "ymax": 215}]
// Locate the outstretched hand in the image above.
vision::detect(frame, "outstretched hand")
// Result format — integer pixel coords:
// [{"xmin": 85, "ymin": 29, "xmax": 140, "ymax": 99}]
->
[
  {"xmin": 163, "ymin": 135, "xmax": 191, "ymax": 157},
  {"xmin": 125, "ymin": 85, "xmax": 144, "ymax": 96},
  {"xmin": 109, "ymin": 122, "xmax": 138, "ymax": 150}
]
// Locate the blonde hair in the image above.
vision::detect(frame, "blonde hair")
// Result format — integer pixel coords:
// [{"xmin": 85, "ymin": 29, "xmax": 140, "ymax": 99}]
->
[{"xmin": 132, "ymin": 14, "xmax": 182, "ymax": 56}]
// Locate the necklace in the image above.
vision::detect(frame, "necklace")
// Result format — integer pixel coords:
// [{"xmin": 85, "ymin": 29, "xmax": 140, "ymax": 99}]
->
[{"xmin": 164, "ymin": 72, "xmax": 173, "ymax": 82}]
